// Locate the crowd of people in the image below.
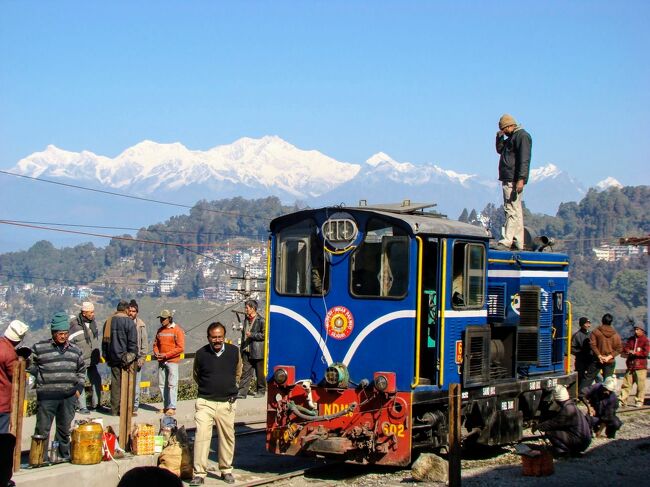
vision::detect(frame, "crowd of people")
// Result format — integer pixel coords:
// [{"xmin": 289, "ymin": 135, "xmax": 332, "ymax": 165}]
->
[
  {"xmin": 536, "ymin": 313, "xmax": 648, "ymax": 458},
  {"xmin": 0, "ymin": 297, "xmax": 266, "ymax": 485}
]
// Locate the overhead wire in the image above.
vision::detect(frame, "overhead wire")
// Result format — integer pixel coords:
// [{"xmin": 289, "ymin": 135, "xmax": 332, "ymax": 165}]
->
[
  {"xmin": 0, "ymin": 169, "xmax": 273, "ymax": 220},
  {"xmin": 0, "ymin": 272, "xmax": 145, "ymax": 287},
  {"xmin": 0, "ymin": 219, "xmax": 267, "ymax": 239},
  {"xmin": 0, "ymin": 220, "xmax": 246, "ymax": 272}
]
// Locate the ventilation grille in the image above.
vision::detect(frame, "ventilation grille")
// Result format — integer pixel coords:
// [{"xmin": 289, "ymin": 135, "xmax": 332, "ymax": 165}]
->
[
  {"xmin": 487, "ymin": 284, "xmax": 506, "ymax": 321},
  {"xmin": 467, "ymin": 336, "xmax": 486, "ymax": 378},
  {"xmin": 517, "ymin": 329, "xmax": 538, "ymax": 363},
  {"xmin": 464, "ymin": 327, "xmax": 490, "ymax": 386},
  {"xmin": 519, "ymin": 286, "xmax": 541, "ymax": 327},
  {"xmin": 538, "ymin": 328, "xmax": 552, "ymax": 367}
]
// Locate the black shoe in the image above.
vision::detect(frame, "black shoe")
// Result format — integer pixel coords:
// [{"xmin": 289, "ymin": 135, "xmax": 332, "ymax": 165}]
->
[
  {"xmin": 254, "ymin": 391, "xmax": 265, "ymax": 398},
  {"xmin": 237, "ymin": 394, "xmax": 247, "ymax": 399},
  {"xmin": 189, "ymin": 476, "xmax": 204, "ymax": 486},
  {"xmin": 78, "ymin": 408, "xmax": 91, "ymax": 415},
  {"xmin": 221, "ymin": 473, "xmax": 235, "ymax": 484}
]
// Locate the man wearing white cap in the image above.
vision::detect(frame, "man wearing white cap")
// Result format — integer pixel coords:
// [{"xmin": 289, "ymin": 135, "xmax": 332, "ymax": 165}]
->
[
  {"xmin": 69, "ymin": 302, "xmax": 102, "ymax": 414},
  {"xmin": 583, "ymin": 376, "xmax": 623, "ymax": 438},
  {"xmin": 1, "ymin": 319, "xmax": 29, "ymax": 486},
  {"xmin": 533, "ymin": 384, "xmax": 591, "ymax": 457}
]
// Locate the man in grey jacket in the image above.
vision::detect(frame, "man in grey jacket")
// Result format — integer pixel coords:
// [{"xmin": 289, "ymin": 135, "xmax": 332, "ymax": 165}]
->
[
  {"xmin": 495, "ymin": 114, "xmax": 532, "ymax": 251},
  {"xmin": 237, "ymin": 300, "xmax": 266, "ymax": 399},
  {"xmin": 127, "ymin": 299, "xmax": 148, "ymax": 414},
  {"xmin": 68, "ymin": 302, "xmax": 102, "ymax": 414}
]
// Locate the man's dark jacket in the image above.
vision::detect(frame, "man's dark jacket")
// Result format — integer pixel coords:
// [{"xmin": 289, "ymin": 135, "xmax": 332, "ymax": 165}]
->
[
  {"xmin": 496, "ymin": 127, "xmax": 532, "ymax": 183},
  {"xmin": 241, "ymin": 314, "xmax": 265, "ymax": 360},
  {"xmin": 102, "ymin": 312, "xmax": 137, "ymax": 367},
  {"xmin": 538, "ymin": 399, "xmax": 591, "ymax": 451},
  {"xmin": 571, "ymin": 328, "xmax": 593, "ymax": 367}
]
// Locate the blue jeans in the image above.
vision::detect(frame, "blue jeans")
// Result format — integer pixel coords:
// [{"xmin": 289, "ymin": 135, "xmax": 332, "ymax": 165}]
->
[
  {"xmin": 158, "ymin": 362, "xmax": 178, "ymax": 410},
  {"xmin": 134, "ymin": 368, "xmax": 142, "ymax": 409}
]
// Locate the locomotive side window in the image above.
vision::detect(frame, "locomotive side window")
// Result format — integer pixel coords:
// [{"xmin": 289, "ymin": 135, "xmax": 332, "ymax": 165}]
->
[
  {"xmin": 275, "ymin": 220, "xmax": 329, "ymax": 296},
  {"xmin": 350, "ymin": 218, "xmax": 409, "ymax": 298},
  {"xmin": 451, "ymin": 241, "xmax": 485, "ymax": 309}
]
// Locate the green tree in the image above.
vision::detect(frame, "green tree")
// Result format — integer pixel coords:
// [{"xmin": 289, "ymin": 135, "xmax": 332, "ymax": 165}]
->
[{"xmin": 611, "ymin": 269, "xmax": 647, "ymax": 308}]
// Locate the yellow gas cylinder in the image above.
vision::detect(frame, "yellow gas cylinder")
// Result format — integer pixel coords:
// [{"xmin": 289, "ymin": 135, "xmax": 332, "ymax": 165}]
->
[{"xmin": 71, "ymin": 421, "xmax": 103, "ymax": 465}]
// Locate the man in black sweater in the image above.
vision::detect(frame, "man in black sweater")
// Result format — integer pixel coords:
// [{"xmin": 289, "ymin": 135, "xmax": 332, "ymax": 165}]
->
[{"xmin": 191, "ymin": 322, "xmax": 242, "ymax": 486}]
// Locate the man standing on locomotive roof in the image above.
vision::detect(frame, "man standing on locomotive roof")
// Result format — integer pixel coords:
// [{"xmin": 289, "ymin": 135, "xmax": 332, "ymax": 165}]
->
[
  {"xmin": 237, "ymin": 299, "xmax": 266, "ymax": 399},
  {"xmin": 495, "ymin": 114, "xmax": 532, "ymax": 251}
]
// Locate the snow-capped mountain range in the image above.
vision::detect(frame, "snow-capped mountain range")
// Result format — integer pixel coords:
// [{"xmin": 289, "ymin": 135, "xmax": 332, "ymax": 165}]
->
[{"xmin": 8, "ymin": 135, "xmax": 623, "ymax": 218}]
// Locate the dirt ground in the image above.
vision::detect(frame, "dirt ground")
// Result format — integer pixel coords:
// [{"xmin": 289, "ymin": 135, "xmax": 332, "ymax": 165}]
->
[{"xmin": 325, "ymin": 409, "xmax": 650, "ymax": 486}]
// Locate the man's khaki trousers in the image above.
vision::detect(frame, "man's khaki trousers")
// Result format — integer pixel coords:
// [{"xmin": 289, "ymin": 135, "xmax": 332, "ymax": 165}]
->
[{"xmin": 193, "ymin": 397, "xmax": 237, "ymax": 478}]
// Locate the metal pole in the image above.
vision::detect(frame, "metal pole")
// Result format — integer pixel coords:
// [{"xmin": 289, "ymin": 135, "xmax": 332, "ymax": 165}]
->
[
  {"xmin": 10, "ymin": 358, "xmax": 26, "ymax": 472},
  {"xmin": 448, "ymin": 383, "xmax": 462, "ymax": 487}
]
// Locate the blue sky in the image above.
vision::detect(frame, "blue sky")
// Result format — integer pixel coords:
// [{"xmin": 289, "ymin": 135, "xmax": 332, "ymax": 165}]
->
[{"xmin": 1, "ymin": 0, "xmax": 648, "ymax": 185}]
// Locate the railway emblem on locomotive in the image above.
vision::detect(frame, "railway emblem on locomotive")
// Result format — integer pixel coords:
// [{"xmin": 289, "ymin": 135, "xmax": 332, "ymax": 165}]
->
[
  {"xmin": 510, "ymin": 293, "xmax": 520, "ymax": 315},
  {"xmin": 325, "ymin": 305, "xmax": 354, "ymax": 340}
]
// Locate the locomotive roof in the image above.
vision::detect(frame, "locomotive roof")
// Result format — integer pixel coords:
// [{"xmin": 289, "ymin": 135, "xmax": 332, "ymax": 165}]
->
[{"xmin": 271, "ymin": 202, "xmax": 491, "ymax": 239}]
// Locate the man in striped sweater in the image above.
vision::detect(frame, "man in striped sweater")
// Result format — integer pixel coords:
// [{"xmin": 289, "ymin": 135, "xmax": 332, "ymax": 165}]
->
[{"xmin": 29, "ymin": 312, "xmax": 86, "ymax": 462}]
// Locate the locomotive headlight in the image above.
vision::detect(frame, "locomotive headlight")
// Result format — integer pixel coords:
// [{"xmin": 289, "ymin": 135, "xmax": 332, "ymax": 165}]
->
[
  {"xmin": 273, "ymin": 365, "xmax": 295, "ymax": 386},
  {"xmin": 274, "ymin": 368, "xmax": 288, "ymax": 385},
  {"xmin": 375, "ymin": 374, "xmax": 389, "ymax": 392},
  {"xmin": 373, "ymin": 371, "xmax": 396, "ymax": 393},
  {"xmin": 325, "ymin": 367, "xmax": 340, "ymax": 386},
  {"xmin": 324, "ymin": 363, "xmax": 349, "ymax": 388}
]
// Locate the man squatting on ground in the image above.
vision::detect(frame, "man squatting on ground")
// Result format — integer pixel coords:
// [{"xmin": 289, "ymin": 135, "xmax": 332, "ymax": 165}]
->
[
  {"xmin": 495, "ymin": 113, "xmax": 532, "ymax": 251},
  {"xmin": 533, "ymin": 384, "xmax": 591, "ymax": 457},
  {"xmin": 0, "ymin": 320, "xmax": 29, "ymax": 487},
  {"xmin": 68, "ymin": 301, "xmax": 102, "ymax": 414},
  {"xmin": 582, "ymin": 376, "xmax": 623, "ymax": 439},
  {"xmin": 29, "ymin": 312, "xmax": 86, "ymax": 461},
  {"xmin": 191, "ymin": 322, "xmax": 242, "ymax": 485}
]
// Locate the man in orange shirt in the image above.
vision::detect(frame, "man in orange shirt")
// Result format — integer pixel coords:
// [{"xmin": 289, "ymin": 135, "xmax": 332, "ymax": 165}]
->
[{"xmin": 153, "ymin": 310, "xmax": 185, "ymax": 416}]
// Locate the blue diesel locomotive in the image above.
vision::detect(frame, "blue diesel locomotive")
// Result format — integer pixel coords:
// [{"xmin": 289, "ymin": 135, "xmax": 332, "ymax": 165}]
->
[{"xmin": 264, "ymin": 202, "xmax": 574, "ymax": 465}]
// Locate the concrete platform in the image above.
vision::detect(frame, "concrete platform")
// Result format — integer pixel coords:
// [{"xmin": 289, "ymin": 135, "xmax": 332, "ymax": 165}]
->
[
  {"xmin": 18, "ymin": 395, "xmax": 267, "ymax": 451},
  {"xmin": 14, "ymin": 395, "xmax": 269, "ymax": 486}
]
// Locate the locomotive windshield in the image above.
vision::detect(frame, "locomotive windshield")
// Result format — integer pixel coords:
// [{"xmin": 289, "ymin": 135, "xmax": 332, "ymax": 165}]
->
[
  {"xmin": 350, "ymin": 217, "xmax": 409, "ymax": 298},
  {"xmin": 275, "ymin": 219, "xmax": 329, "ymax": 295}
]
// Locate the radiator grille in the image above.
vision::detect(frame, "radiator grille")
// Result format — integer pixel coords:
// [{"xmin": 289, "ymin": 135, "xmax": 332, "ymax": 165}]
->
[
  {"xmin": 519, "ymin": 286, "xmax": 541, "ymax": 327},
  {"xmin": 517, "ymin": 329, "xmax": 538, "ymax": 363}
]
